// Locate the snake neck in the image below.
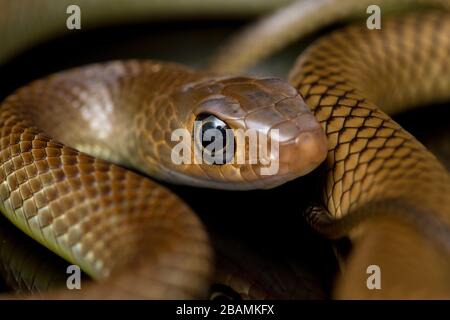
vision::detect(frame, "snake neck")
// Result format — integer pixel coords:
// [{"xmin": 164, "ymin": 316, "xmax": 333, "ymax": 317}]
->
[
  {"xmin": 0, "ymin": 59, "xmax": 214, "ymax": 296},
  {"xmin": 290, "ymin": 12, "xmax": 450, "ymax": 237},
  {"xmin": 1, "ymin": 60, "xmax": 205, "ymax": 178}
]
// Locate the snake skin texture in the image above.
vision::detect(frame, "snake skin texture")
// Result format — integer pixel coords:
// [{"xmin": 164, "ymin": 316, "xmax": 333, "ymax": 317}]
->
[
  {"xmin": 1, "ymin": 0, "xmax": 450, "ymax": 299},
  {"xmin": 0, "ymin": 61, "xmax": 217, "ymax": 299},
  {"xmin": 0, "ymin": 58, "xmax": 326, "ymax": 298},
  {"xmin": 289, "ymin": 12, "xmax": 450, "ymax": 297},
  {"xmin": 209, "ymin": 0, "xmax": 450, "ymax": 74},
  {"xmin": 0, "ymin": 217, "xmax": 69, "ymax": 295}
]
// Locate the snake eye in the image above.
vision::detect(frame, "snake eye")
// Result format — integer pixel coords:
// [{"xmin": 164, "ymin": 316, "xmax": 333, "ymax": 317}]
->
[
  {"xmin": 209, "ymin": 284, "xmax": 242, "ymax": 301},
  {"xmin": 194, "ymin": 113, "xmax": 234, "ymax": 165}
]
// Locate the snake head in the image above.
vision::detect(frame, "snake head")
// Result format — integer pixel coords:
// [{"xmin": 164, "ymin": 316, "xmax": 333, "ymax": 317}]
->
[{"xmin": 147, "ymin": 76, "xmax": 327, "ymax": 190}]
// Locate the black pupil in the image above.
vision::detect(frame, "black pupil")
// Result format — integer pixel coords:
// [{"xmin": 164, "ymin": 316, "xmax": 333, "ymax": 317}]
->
[
  {"xmin": 201, "ymin": 121, "xmax": 227, "ymax": 152},
  {"xmin": 195, "ymin": 114, "xmax": 234, "ymax": 165}
]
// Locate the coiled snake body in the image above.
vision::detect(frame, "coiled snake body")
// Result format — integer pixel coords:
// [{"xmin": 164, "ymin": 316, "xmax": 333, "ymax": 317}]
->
[{"xmin": 1, "ymin": 0, "xmax": 450, "ymax": 299}]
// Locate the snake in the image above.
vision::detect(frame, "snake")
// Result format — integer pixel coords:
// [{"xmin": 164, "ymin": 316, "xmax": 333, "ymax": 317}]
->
[{"xmin": 0, "ymin": 0, "xmax": 450, "ymax": 299}]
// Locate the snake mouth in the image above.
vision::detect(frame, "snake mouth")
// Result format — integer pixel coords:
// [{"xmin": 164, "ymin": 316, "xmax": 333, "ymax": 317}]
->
[
  {"xmin": 161, "ymin": 167, "xmax": 298, "ymax": 190},
  {"xmin": 160, "ymin": 149, "xmax": 325, "ymax": 190}
]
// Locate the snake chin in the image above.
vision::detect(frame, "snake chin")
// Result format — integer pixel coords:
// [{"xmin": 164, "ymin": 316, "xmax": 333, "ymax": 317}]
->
[{"xmin": 159, "ymin": 165, "xmax": 317, "ymax": 190}]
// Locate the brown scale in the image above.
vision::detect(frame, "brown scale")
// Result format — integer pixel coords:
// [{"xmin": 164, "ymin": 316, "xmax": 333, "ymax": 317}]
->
[
  {"xmin": 0, "ymin": 56, "xmax": 325, "ymax": 298},
  {"xmin": 289, "ymin": 12, "xmax": 450, "ymax": 297},
  {"xmin": 0, "ymin": 61, "xmax": 214, "ymax": 299}
]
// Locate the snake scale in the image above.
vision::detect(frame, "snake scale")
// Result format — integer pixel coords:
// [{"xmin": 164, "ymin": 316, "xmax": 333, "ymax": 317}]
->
[{"xmin": 1, "ymin": 0, "xmax": 450, "ymax": 299}]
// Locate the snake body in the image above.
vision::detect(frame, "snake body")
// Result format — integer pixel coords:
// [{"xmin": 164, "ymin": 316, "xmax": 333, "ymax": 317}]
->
[
  {"xmin": 0, "ymin": 61, "xmax": 216, "ymax": 299},
  {"xmin": 0, "ymin": 59, "xmax": 328, "ymax": 298},
  {"xmin": 209, "ymin": 0, "xmax": 450, "ymax": 74},
  {"xmin": 1, "ymin": 0, "xmax": 450, "ymax": 299},
  {"xmin": 290, "ymin": 12, "xmax": 450, "ymax": 298}
]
